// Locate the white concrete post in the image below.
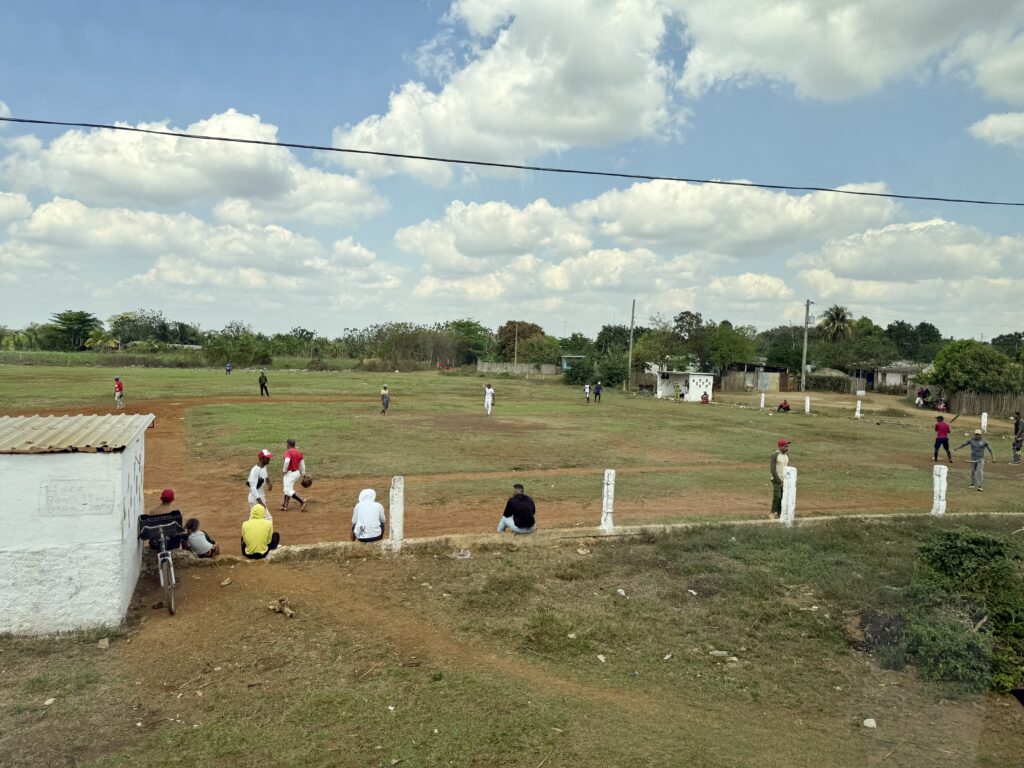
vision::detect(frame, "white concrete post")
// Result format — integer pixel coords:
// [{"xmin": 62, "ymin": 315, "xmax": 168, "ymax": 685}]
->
[
  {"xmin": 780, "ymin": 466, "xmax": 797, "ymax": 527},
  {"xmin": 981, "ymin": 412, "xmax": 988, "ymax": 433},
  {"xmin": 930, "ymin": 464, "xmax": 947, "ymax": 517},
  {"xmin": 804, "ymin": 396, "xmax": 811, "ymax": 414},
  {"xmin": 388, "ymin": 475, "xmax": 405, "ymax": 552},
  {"xmin": 601, "ymin": 469, "xmax": 615, "ymax": 532},
  {"xmin": 855, "ymin": 400, "xmax": 862, "ymax": 419},
  {"xmin": 759, "ymin": 392, "xmax": 765, "ymax": 409}
]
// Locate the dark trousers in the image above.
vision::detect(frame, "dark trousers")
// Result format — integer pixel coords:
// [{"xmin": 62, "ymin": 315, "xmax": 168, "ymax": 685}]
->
[
  {"xmin": 594, "ymin": 392, "xmax": 601, "ymax": 403},
  {"xmin": 241, "ymin": 532, "xmax": 280, "ymax": 559},
  {"xmin": 260, "ymin": 384, "xmax": 270, "ymax": 397},
  {"xmin": 934, "ymin": 438, "xmax": 951, "ymax": 459},
  {"xmin": 771, "ymin": 478, "xmax": 783, "ymax": 515}
]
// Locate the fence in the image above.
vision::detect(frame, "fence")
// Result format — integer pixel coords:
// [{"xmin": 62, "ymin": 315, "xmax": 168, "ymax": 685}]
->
[
  {"xmin": 949, "ymin": 391, "xmax": 1024, "ymax": 416},
  {"xmin": 475, "ymin": 361, "xmax": 562, "ymax": 376}
]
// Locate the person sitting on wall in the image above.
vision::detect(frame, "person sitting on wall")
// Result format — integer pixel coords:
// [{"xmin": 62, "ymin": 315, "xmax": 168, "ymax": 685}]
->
[
  {"xmin": 183, "ymin": 517, "xmax": 220, "ymax": 558},
  {"xmin": 700, "ymin": 391, "xmax": 710, "ymax": 404},
  {"xmin": 777, "ymin": 399, "xmax": 791, "ymax": 412},
  {"xmin": 937, "ymin": 399, "xmax": 949, "ymax": 413},
  {"xmin": 352, "ymin": 488, "xmax": 386, "ymax": 543},
  {"xmin": 241, "ymin": 504, "xmax": 280, "ymax": 560},
  {"xmin": 497, "ymin": 483, "xmax": 536, "ymax": 535}
]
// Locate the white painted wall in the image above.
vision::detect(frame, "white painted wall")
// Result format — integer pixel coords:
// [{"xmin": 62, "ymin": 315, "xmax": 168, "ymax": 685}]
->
[
  {"xmin": 0, "ymin": 435, "xmax": 145, "ymax": 634},
  {"xmin": 684, "ymin": 375, "xmax": 714, "ymax": 402}
]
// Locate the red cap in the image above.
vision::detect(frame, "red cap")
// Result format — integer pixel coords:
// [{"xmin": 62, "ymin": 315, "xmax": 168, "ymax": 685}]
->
[
  {"xmin": 257, "ymin": 449, "xmax": 274, "ymax": 459},
  {"xmin": 160, "ymin": 488, "xmax": 174, "ymax": 502},
  {"xmin": 777, "ymin": 439, "xmax": 790, "ymax": 447}
]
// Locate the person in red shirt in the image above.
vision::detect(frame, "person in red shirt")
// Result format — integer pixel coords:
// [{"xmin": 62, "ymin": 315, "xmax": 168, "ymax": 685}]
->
[
  {"xmin": 114, "ymin": 377, "xmax": 125, "ymax": 410},
  {"xmin": 280, "ymin": 438, "xmax": 308, "ymax": 511},
  {"xmin": 934, "ymin": 415, "xmax": 953, "ymax": 463}
]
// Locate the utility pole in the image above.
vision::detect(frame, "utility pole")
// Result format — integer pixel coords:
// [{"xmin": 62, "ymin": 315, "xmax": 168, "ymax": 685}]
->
[
  {"xmin": 800, "ymin": 299, "xmax": 813, "ymax": 392},
  {"xmin": 513, "ymin": 323, "xmax": 518, "ymax": 368},
  {"xmin": 624, "ymin": 299, "xmax": 636, "ymax": 392}
]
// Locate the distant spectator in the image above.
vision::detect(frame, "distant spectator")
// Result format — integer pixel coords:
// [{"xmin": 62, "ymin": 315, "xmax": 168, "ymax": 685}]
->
[
  {"xmin": 114, "ymin": 377, "xmax": 125, "ymax": 410},
  {"xmin": 149, "ymin": 487, "xmax": 176, "ymax": 516},
  {"xmin": 241, "ymin": 504, "xmax": 280, "ymax": 559},
  {"xmin": 584, "ymin": 383, "xmax": 591, "ymax": 404},
  {"xmin": 497, "ymin": 483, "xmax": 536, "ymax": 535},
  {"xmin": 1013, "ymin": 411, "xmax": 1023, "ymax": 466},
  {"xmin": 700, "ymin": 391, "xmax": 710, "ymax": 404},
  {"xmin": 770, "ymin": 439, "xmax": 791, "ymax": 518},
  {"xmin": 184, "ymin": 517, "xmax": 219, "ymax": 558},
  {"xmin": 915, "ymin": 387, "xmax": 926, "ymax": 407},
  {"xmin": 258, "ymin": 370, "xmax": 269, "ymax": 397},
  {"xmin": 594, "ymin": 381, "xmax": 603, "ymax": 404},
  {"xmin": 380, "ymin": 385, "xmax": 390, "ymax": 415},
  {"xmin": 225, "ymin": 361, "xmax": 233, "ymax": 375},
  {"xmin": 937, "ymin": 399, "xmax": 948, "ymax": 413},
  {"xmin": 484, "ymin": 384, "xmax": 495, "ymax": 416},
  {"xmin": 777, "ymin": 399, "xmax": 791, "ymax": 413},
  {"xmin": 351, "ymin": 489, "xmax": 386, "ymax": 542}
]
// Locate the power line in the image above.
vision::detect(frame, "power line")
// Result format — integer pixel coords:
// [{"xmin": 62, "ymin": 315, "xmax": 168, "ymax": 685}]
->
[{"xmin": 2, "ymin": 116, "xmax": 1022, "ymax": 208}]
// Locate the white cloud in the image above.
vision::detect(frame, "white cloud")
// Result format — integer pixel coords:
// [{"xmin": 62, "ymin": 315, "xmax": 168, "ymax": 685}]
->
[
  {"xmin": 672, "ymin": 0, "xmax": 1024, "ymax": 100},
  {"xmin": 708, "ymin": 273, "xmax": 793, "ymax": 302},
  {"xmin": 0, "ymin": 100, "xmax": 10, "ymax": 120},
  {"xmin": 333, "ymin": 0, "xmax": 679, "ymax": 183},
  {"xmin": 790, "ymin": 219, "xmax": 1019, "ymax": 280},
  {"xmin": 574, "ymin": 180, "xmax": 895, "ymax": 254},
  {"xmin": 968, "ymin": 112, "xmax": 1024, "ymax": 151},
  {"xmin": 1, "ymin": 110, "xmax": 387, "ymax": 225},
  {"xmin": 944, "ymin": 30, "xmax": 1024, "ymax": 106},
  {"xmin": 0, "ymin": 191, "xmax": 30, "ymax": 222}
]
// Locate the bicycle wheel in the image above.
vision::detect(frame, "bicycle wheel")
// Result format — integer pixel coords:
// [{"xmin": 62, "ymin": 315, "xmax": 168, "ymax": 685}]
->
[{"xmin": 159, "ymin": 558, "xmax": 176, "ymax": 616}]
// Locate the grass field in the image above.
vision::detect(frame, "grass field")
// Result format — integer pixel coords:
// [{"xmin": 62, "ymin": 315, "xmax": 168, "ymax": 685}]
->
[
  {"xmin": 1, "ymin": 517, "xmax": 1021, "ymax": 767},
  {"xmin": 1, "ymin": 364, "xmax": 1021, "ymax": 765}
]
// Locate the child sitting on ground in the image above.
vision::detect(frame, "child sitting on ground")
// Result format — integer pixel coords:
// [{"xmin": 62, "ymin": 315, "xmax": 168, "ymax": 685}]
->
[{"xmin": 184, "ymin": 517, "xmax": 220, "ymax": 558}]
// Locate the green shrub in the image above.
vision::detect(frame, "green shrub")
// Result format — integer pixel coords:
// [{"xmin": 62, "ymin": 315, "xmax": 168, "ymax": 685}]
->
[
  {"xmin": 905, "ymin": 616, "xmax": 993, "ymax": 693},
  {"xmin": 919, "ymin": 528, "xmax": 1017, "ymax": 592}
]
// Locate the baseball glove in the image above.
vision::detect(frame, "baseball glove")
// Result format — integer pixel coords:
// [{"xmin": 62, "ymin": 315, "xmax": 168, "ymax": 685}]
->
[{"xmin": 300, "ymin": 474, "xmax": 313, "ymax": 488}]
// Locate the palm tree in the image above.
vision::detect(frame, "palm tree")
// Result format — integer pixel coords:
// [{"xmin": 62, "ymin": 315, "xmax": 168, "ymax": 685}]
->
[{"xmin": 818, "ymin": 304, "xmax": 853, "ymax": 343}]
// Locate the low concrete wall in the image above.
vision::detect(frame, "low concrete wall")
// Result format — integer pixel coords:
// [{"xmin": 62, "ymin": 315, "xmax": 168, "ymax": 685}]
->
[{"xmin": 476, "ymin": 361, "xmax": 561, "ymax": 375}]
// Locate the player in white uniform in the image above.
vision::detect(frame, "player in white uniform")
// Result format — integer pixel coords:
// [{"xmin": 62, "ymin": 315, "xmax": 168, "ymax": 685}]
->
[
  {"xmin": 247, "ymin": 449, "xmax": 274, "ymax": 519},
  {"xmin": 484, "ymin": 384, "xmax": 495, "ymax": 416}
]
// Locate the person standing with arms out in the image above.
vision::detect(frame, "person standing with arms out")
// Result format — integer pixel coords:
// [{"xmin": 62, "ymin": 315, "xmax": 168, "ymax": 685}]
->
[
  {"xmin": 281, "ymin": 438, "xmax": 308, "ymax": 511},
  {"xmin": 594, "ymin": 381, "xmax": 602, "ymax": 404},
  {"xmin": 247, "ymin": 450, "xmax": 274, "ymax": 516},
  {"xmin": 1012, "ymin": 411, "xmax": 1023, "ymax": 465},
  {"xmin": 380, "ymin": 384, "xmax": 390, "ymax": 415},
  {"xmin": 258, "ymin": 370, "xmax": 269, "ymax": 397},
  {"xmin": 484, "ymin": 383, "xmax": 495, "ymax": 416},
  {"xmin": 584, "ymin": 383, "xmax": 591, "ymax": 403},
  {"xmin": 113, "ymin": 377, "xmax": 125, "ymax": 409},
  {"xmin": 933, "ymin": 415, "xmax": 953, "ymax": 463},
  {"xmin": 956, "ymin": 429, "xmax": 995, "ymax": 491},
  {"xmin": 769, "ymin": 439, "xmax": 790, "ymax": 519}
]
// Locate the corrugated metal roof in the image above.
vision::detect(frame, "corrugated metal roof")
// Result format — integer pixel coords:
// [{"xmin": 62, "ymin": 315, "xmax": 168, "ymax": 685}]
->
[{"xmin": 0, "ymin": 414, "xmax": 155, "ymax": 454}]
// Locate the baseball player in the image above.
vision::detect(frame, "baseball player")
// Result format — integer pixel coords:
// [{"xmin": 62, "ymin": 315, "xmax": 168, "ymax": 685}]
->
[
  {"xmin": 247, "ymin": 449, "xmax": 274, "ymax": 518},
  {"xmin": 281, "ymin": 438, "xmax": 308, "ymax": 511},
  {"xmin": 484, "ymin": 384, "xmax": 495, "ymax": 416},
  {"xmin": 114, "ymin": 377, "xmax": 125, "ymax": 409}
]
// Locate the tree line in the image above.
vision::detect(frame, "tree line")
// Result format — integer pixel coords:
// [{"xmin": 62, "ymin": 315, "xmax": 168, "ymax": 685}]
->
[{"xmin": 2, "ymin": 306, "xmax": 1022, "ymax": 395}]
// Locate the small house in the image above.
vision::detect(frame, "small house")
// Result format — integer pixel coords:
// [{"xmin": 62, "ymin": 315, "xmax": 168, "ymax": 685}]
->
[
  {"xmin": 653, "ymin": 370, "xmax": 715, "ymax": 402},
  {"xmin": 0, "ymin": 414, "xmax": 155, "ymax": 634},
  {"xmin": 875, "ymin": 363, "xmax": 920, "ymax": 388}
]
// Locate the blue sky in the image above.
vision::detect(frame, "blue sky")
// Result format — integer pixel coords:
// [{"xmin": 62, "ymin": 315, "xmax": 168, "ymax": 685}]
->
[{"xmin": 1, "ymin": 0, "xmax": 1023, "ymax": 340}]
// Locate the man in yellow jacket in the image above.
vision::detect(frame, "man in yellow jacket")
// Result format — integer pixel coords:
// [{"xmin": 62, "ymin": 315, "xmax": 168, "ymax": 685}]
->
[{"xmin": 241, "ymin": 504, "xmax": 280, "ymax": 559}]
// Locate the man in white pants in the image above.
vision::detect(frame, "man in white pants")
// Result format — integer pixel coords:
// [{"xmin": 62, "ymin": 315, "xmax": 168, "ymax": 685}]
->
[
  {"xmin": 281, "ymin": 438, "xmax": 308, "ymax": 511},
  {"xmin": 484, "ymin": 384, "xmax": 495, "ymax": 416},
  {"xmin": 247, "ymin": 450, "xmax": 274, "ymax": 519}
]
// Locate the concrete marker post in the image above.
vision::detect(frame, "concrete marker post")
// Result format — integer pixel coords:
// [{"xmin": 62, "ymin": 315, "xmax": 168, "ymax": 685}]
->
[
  {"xmin": 804, "ymin": 396, "xmax": 811, "ymax": 414},
  {"xmin": 388, "ymin": 475, "xmax": 405, "ymax": 552},
  {"xmin": 601, "ymin": 469, "xmax": 615, "ymax": 532},
  {"xmin": 855, "ymin": 400, "xmax": 862, "ymax": 419},
  {"xmin": 931, "ymin": 464, "xmax": 947, "ymax": 517},
  {"xmin": 780, "ymin": 466, "xmax": 797, "ymax": 527},
  {"xmin": 759, "ymin": 392, "xmax": 765, "ymax": 410},
  {"xmin": 981, "ymin": 412, "xmax": 988, "ymax": 433}
]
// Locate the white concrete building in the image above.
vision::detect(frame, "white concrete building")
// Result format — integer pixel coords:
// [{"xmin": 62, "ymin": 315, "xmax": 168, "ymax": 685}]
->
[
  {"xmin": 653, "ymin": 370, "xmax": 715, "ymax": 402},
  {"xmin": 0, "ymin": 414, "xmax": 155, "ymax": 634}
]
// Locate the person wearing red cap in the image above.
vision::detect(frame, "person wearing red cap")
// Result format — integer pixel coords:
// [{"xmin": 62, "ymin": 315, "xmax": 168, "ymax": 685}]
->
[
  {"xmin": 770, "ymin": 439, "xmax": 791, "ymax": 518},
  {"xmin": 247, "ymin": 450, "xmax": 274, "ymax": 515},
  {"xmin": 149, "ymin": 487, "xmax": 176, "ymax": 515}
]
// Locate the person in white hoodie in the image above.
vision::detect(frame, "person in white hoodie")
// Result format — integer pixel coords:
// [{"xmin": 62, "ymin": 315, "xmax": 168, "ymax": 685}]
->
[{"xmin": 351, "ymin": 488, "xmax": 386, "ymax": 542}]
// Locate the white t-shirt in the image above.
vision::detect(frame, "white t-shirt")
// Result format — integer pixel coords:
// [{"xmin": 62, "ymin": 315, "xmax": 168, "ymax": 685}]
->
[
  {"xmin": 352, "ymin": 499, "xmax": 386, "ymax": 539},
  {"xmin": 774, "ymin": 451, "xmax": 789, "ymax": 478},
  {"xmin": 187, "ymin": 530, "xmax": 214, "ymax": 556},
  {"xmin": 484, "ymin": 387, "xmax": 494, "ymax": 403},
  {"xmin": 247, "ymin": 464, "xmax": 269, "ymax": 504}
]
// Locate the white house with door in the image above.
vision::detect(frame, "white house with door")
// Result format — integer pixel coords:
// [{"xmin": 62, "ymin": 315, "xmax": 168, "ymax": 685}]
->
[
  {"xmin": 0, "ymin": 414, "xmax": 155, "ymax": 634},
  {"xmin": 650, "ymin": 368, "xmax": 716, "ymax": 401}
]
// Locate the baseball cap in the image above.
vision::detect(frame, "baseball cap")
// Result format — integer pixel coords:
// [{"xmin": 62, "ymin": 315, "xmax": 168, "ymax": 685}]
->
[
  {"xmin": 777, "ymin": 439, "xmax": 790, "ymax": 447},
  {"xmin": 257, "ymin": 449, "xmax": 274, "ymax": 459},
  {"xmin": 160, "ymin": 488, "xmax": 174, "ymax": 502},
  {"xmin": 974, "ymin": 429, "xmax": 982, "ymax": 435}
]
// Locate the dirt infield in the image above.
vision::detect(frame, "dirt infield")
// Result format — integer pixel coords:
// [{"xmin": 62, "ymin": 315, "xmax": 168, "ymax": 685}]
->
[{"xmin": 13, "ymin": 394, "xmax": 941, "ymax": 551}]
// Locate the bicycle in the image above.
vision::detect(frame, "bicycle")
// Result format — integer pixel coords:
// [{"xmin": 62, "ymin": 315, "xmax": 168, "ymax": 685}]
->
[{"xmin": 138, "ymin": 511, "xmax": 185, "ymax": 616}]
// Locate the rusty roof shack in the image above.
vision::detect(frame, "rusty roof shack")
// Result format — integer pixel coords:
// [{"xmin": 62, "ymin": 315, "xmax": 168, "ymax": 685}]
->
[{"xmin": 0, "ymin": 413, "xmax": 155, "ymax": 454}]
